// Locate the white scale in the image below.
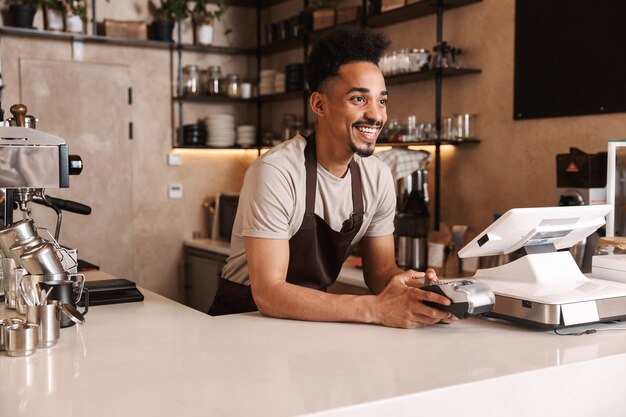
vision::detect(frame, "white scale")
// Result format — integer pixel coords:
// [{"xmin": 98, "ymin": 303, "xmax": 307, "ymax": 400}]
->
[{"xmin": 459, "ymin": 205, "xmax": 626, "ymax": 329}]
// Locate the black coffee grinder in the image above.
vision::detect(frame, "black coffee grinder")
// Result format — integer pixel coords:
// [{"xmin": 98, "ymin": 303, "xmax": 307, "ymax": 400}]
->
[{"xmin": 556, "ymin": 147, "xmax": 607, "ymax": 272}]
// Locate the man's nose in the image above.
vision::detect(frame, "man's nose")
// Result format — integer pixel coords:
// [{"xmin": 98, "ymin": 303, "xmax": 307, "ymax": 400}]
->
[{"xmin": 364, "ymin": 103, "xmax": 384, "ymax": 125}]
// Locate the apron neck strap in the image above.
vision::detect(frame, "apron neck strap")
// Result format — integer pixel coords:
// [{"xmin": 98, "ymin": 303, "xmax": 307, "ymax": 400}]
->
[{"xmin": 304, "ymin": 133, "xmax": 363, "ymax": 216}]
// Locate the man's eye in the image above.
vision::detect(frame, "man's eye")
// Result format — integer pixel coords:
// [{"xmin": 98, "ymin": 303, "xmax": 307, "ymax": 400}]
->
[
  {"xmin": 351, "ymin": 96, "xmax": 365, "ymax": 103},
  {"xmin": 380, "ymin": 98, "xmax": 388, "ymax": 105}
]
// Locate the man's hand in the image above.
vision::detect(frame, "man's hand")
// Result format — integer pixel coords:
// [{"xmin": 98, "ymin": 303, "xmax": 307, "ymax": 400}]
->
[{"xmin": 371, "ymin": 269, "xmax": 456, "ymax": 329}]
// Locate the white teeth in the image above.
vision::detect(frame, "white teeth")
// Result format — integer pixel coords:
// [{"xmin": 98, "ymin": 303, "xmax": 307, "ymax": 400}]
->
[{"xmin": 356, "ymin": 126, "xmax": 377, "ymax": 135}]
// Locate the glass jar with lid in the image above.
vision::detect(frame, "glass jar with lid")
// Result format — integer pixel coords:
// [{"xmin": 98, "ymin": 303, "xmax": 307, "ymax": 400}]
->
[
  {"xmin": 207, "ymin": 66, "xmax": 222, "ymax": 96},
  {"xmin": 225, "ymin": 73, "xmax": 241, "ymax": 98},
  {"xmin": 182, "ymin": 65, "xmax": 201, "ymax": 96},
  {"xmin": 199, "ymin": 69, "xmax": 209, "ymax": 95},
  {"xmin": 409, "ymin": 48, "xmax": 430, "ymax": 72}
]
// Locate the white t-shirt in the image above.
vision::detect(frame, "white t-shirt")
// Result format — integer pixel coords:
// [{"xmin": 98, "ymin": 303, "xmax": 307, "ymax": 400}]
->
[{"xmin": 222, "ymin": 134, "xmax": 396, "ymax": 285}]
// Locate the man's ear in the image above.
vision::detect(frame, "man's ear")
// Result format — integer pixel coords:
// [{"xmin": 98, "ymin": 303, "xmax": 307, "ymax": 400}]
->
[{"xmin": 309, "ymin": 92, "xmax": 326, "ymax": 118}]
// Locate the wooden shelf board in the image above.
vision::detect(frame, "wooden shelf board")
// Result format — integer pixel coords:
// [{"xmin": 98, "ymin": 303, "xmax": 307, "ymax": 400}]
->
[
  {"xmin": 216, "ymin": 0, "xmax": 292, "ymax": 7},
  {"xmin": 377, "ymin": 138, "xmax": 480, "ymax": 146},
  {"xmin": 367, "ymin": 0, "xmax": 482, "ymax": 27},
  {"xmin": 385, "ymin": 67, "xmax": 481, "ymax": 85},
  {"xmin": 174, "ymin": 95, "xmax": 256, "ymax": 103},
  {"xmin": 0, "ymin": 26, "xmax": 254, "ymax": 54},
  {"xmin": 259, "ymin": 90, "xmax": 306, "ymax": 102},
  {"xmin": 173, "ymin": 145, "xmax": 260, "ymax": 150},
  {"xmin": 0, "ymin": 25, "xmax": 173, "ymax": 49},
  {"xmin": 178, "ymin": 42, "xmax": 255, "ymax": 55}
]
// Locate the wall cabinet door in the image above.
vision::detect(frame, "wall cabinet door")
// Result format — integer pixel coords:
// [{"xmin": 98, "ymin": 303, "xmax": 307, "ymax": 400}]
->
[
  {"xmin": 184, "ymin": 248, "xmax": 226, "ymax": 313},
  {"xmin": 20, "ymin": 58, "xmax": 133, "ymax": 278}
]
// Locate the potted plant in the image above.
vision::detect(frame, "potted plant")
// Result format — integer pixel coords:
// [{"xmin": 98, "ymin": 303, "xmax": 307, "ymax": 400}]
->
[
  {"xmin": 62, "ymin": 0, "xmax": 87, "ymax": 33},
  {"xmin": 6, "ymin": 0, "xmax": 44, "ymax": 28},
  {"xmin": 189, "ymin": 0, "xmax": 230, "ymax": 46},
  {"xmin": 149, "ymin": 0, "xmax": 188, "ymax": 42},
  {"xmin": 300, "ymin": 0, "xmax": 336, "ymax": 33},
  {"xmin": 42, "ymin": 0, "xmax": 65, "ymax": 31}
]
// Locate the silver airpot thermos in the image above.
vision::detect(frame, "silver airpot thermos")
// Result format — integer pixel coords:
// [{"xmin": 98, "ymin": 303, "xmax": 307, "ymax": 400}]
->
[{"xmin": 396, "ymin": 169, "xmax": 430, "ymax": 270}]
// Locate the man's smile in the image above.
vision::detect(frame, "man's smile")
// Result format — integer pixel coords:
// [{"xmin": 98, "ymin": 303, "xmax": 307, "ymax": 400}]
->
[{"xmin": 353, "ymin": 123, "xmax": 382, "ymax": 143}]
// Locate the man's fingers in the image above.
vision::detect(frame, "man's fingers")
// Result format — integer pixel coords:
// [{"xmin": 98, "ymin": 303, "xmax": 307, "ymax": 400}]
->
[{"xmin": 411, "ymin": 287, "xmax": 451, "ymax": 306}]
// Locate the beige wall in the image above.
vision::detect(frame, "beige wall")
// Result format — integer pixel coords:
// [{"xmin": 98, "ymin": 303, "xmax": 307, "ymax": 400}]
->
[
  {"xmin": 373, "ymin": 0, "xmax": 626, "ymax": 236},
  {"xmin": 0, "ymin": 2, "xmax": 257, "ymax": 301},
  {"xmin": 1, "ymin": 0, "xmax": 624, "ymax": 298}
]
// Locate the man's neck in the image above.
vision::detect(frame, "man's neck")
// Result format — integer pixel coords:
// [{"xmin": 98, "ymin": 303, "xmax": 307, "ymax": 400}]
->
[{"xmin": 314, "ymin": 125, "xmax": 353, "ymax": 178}]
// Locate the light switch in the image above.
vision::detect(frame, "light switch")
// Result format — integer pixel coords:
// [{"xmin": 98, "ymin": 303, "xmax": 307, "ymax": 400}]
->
[
  {"xmin": 168, "ymin": 152, "xmax": 182, "ymax": 166},
  {"xmin": 168, "ymin": 183, "xmax": 183, "ymax": 199},
  {"xmin": 72, "ymin": 40, "xmax": 84, "ymax": 62}
]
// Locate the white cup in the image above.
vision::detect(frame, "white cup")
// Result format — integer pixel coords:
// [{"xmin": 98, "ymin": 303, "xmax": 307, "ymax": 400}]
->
[{"xmin": 241, "ymin": 83, "xmax": 252, "ymax": 99}]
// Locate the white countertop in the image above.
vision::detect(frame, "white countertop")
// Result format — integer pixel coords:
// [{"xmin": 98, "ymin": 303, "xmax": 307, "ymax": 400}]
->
[{"xmin": 2, "ymin": 271, "xmax": 626, "ymax": 416}]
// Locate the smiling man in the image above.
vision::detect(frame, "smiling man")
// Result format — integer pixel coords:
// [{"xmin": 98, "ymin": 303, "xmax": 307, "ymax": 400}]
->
[{"xmin": 209, "ymin": 26, "xmax": 455, "ymax": 328}]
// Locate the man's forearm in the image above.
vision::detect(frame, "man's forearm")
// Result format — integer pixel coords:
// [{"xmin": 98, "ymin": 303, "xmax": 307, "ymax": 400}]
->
[{"xmin": 253, "ymin": 281, "xmax": 378, "ymax": 324}]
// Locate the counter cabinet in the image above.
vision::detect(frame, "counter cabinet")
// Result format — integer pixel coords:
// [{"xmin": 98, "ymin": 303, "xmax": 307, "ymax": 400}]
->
[
  {"xmin": 183, "ymin": 241, "xmax": 371, "ymax": 309},
  {"xmin": 183, "ymin": 246, "xmax": 227, "ymax": 313}
]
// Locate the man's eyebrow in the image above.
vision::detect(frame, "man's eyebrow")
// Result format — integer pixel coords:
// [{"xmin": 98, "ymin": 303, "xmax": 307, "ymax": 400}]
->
[{"xmin": 346, "ymin": 87, "xmax": 388, "ymax": 96}]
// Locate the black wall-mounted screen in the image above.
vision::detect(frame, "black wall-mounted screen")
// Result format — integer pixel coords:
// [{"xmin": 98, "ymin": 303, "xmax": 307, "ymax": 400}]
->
[{"xmin": 514, "ymin": 0, "xmax": 626, "ymax": 120}]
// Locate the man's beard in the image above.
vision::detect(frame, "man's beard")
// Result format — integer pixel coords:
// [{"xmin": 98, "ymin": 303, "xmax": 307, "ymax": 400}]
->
[{"xmin": 350, "ymin": 141, "xmax": 375, "ymax": 158}]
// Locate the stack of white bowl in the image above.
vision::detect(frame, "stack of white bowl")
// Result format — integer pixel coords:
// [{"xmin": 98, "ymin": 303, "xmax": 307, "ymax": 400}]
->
[
  {"xmin": 236, "ymin": 125, "xmax": 257, "ymax": 147},
  {"xmin": 274, "ymin": 72, "xmax": 285, "ymax": 94},
  {"xmin": 207, "ymin": 114, "xmax": 235, "ymax": 147},
  {"xmin": 259, "ymin": 69, "xmax": 276, "ymax": 96}
]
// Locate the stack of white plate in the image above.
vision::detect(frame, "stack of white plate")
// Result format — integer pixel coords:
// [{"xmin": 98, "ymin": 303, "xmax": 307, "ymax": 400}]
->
[
  {"xmin": 207, "ymin": 114, "xmax": 235, "ymax": 147},
  {"xmin": 236, "ymin": 125, "xmax": 257, "ymax": 147},
  {"xmin": 259, "ymin": 69, "xmax": 276, "ymax": 96},
  {"xmin": 274, "ymin": 72, "xmax": 285, "ymax": 94}
]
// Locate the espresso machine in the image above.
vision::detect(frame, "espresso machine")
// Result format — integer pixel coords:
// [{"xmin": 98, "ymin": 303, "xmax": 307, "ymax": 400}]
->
[
  {"xmin": 556, "ymin": 147, "xmax": 607, "ymax": 272},
  {"xmin": 0, "ymin": 103, "xmax": 85, "ymax": 307},
  {"xmin": 396, "ymin": 168, "xmax": 430, "ymax": 270}
]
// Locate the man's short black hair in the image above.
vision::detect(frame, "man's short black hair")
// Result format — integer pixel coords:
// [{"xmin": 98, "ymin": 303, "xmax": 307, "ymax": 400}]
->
[{"xmin": 305, "ymin": 25, "xmax": 390, "ymax": 93}]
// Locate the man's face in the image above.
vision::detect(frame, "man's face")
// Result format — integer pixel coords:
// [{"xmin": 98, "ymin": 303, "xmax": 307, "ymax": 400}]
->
[{"xmin": 321, "ymin": 62, "xmax": 388, "ymax": 157}]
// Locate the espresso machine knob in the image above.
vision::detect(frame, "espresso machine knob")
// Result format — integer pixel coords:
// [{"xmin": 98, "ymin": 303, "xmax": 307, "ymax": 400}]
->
[
  {"xmin": 68, "ymin": 155, "xmax": 83, "ymax": 175},
  {"xmin": 10, "ymin": 103, "xmax": 27, "ymax": 127}
]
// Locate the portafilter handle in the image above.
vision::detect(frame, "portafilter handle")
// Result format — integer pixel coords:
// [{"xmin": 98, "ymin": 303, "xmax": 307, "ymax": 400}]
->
[{"xmin": 10, "ymin": 103, "xmax": 27, "ymax": 127}]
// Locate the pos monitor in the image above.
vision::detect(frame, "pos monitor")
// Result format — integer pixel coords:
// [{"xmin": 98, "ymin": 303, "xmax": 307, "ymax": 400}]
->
[{"xmin": 458, "ymin": 205, "xmax": 612, "ymax": 258}]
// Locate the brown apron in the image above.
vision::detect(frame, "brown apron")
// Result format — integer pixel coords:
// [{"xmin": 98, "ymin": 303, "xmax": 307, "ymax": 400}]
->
[{"xmin": 208, "ymin": 134, "xmax": 364, "ymax": 316}]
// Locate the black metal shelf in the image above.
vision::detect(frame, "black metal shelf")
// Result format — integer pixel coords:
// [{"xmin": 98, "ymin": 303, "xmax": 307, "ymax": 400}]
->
[
  {"xmin": 0, "ymin": 25, "xmax": 253, "ymax": 54},
  {"xmin": 174, "ymin": 90, "xmax": 306, "ymax": 104},
  {"xmin": 173, "ymin": 137, "xmax": 479, "ymax": 151},
  {"xmin": 259, "ymin": 0, "xmax": 482, "ymax": 56},
  {"xmin": 261, "ymin": 20, "xmax": 360, "ymax": 55},
  {"xmin": 213, "ymin": 0, "xmax": 293, "ymax": 8},
  {"xmin": 173, "ymin": 144, "xmax": 260, "ymax": 150},
  {"xmin": 0, "ymin": 25, "xmax": 174, "ymax": 49},
  {"xmin": 174, "ymin": 95, "xmax": 256, "ymax": 103},
  {"xmin": 178, "ymin": 42, "xmax": 255, "ymax": 55},
  {"xmin": 367, "ymin": 0, "xmax": 482, "ymax": 27},
  {"xmin": 385, "ymin": 67, "xmax": 481, "ymax": 86},
  {"xmin": 259, "ymin": 90, "xmax": 306, "ymax": 103},
  {"xmin": 261, "ymin": 36, "xmax": 302, "ymax": 55},
  {"xmin": 377, "ymin": 138, "xmax": 480, "ymax": 147},
  {"xmin": 174, "ymin": 0, "xmax": 483, "ymax": 226},
  {"xmin": 174, "ymin": 68, "xmax": 481, "ymax": 108}
]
